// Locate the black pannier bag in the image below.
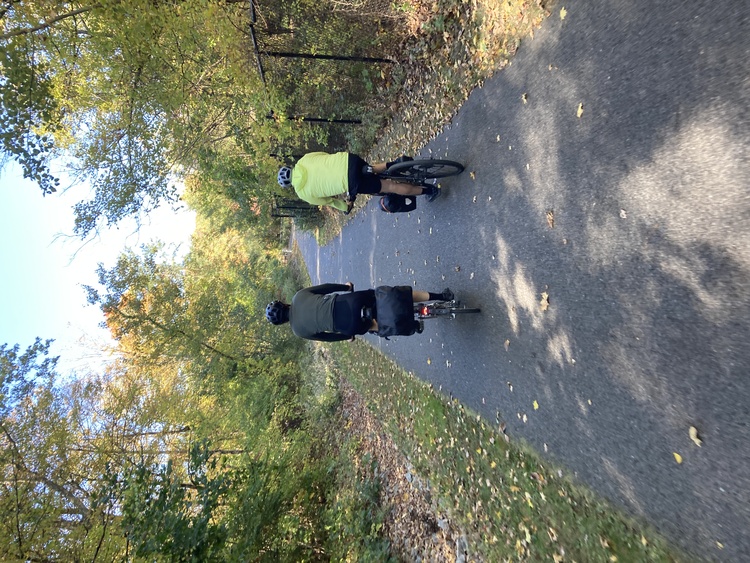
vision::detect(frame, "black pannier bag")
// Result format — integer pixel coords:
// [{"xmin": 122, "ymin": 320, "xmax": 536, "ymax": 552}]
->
[
  {"xmin": 374, "ymin": 285, "xmax": 420, "ymax": 337},
  {"xmin": 380, "ymin": 193, "xmax": 417, "ymax": 213}
]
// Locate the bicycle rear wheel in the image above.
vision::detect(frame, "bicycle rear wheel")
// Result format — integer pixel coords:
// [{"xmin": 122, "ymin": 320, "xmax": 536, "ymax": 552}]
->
[
  {"xmin": 449, "ymin": 307, "xmax": 481, "ymax": 315},
  {"xmin": 384, "ymin": 159, "xmax": 464, "ymax": 182},
  {"xmin": 416, "ymin": 302, "xmax": 481, "ymax": 319}
]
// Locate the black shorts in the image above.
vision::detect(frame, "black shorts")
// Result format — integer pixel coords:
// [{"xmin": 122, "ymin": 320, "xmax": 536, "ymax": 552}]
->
[
  {"xmin": 348, "ymin": 154, "xmax": 381, "ymax": 198},
  {"xmin": 333, "ymin": 289, "xmax": 376, "ymax": 335}
]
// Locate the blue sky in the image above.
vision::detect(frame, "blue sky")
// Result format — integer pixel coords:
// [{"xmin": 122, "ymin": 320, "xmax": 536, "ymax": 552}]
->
[{"xmin": 0, "ymin": 163, "xmax": 195, "ymax": 375}]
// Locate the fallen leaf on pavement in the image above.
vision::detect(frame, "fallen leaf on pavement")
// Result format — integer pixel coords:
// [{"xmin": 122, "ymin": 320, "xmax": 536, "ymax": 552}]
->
[
  {"xmin": 577, "ymin": 103, "xmax": 584, "ymax": 118},
  {"xmin": 689, "ymin": 426, "xmax": 702, "ymax": 447},
  {"xmin": 673, "ymin": 452, "xmax": 683, "ymax": 464},
  {"xmin": 560, "ymin": 7, "xmax": 567, "ymax": 19},
  {"xmin": 540, "ymin": 291, "xmax": 550, "ymax": 311},
  {"xmin": 546, "ymin": 210, "xmax": 555, "ymax": 228}
]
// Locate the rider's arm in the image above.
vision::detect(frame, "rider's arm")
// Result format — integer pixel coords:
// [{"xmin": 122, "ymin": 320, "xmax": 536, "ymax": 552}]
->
[
  {"xmin": 327, "ymin": 198, "xmax": 350, "ymax": 212},
  {"xmin": 301, "ymin": 194, "xmax": 349, "ymax": 212},
  {"xmin": 310, "ymin": 332, "xmax": 353, "ymax": 342},
  {"xmin": 305, "ymin": 283, "xmax": 351, "ymax": 295}
]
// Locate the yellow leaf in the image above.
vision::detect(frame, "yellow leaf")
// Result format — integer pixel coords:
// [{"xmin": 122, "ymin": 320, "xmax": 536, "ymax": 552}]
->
[
  {"xmin": 427, "ymin": 357, "xmax": 431, "ymax": 365},
  {"xmin": 689, "ymin": 426, "xmax": 702, "ymax": 447},
  {"xmin": 560, "ymin": 7, "xmax": 567, "ymax": 19},
  {"xmin": 716, "ymin": 541, "xmax": 724, "ymax": 549},
  {"xmin": 491, "ymin": 461, "xmax": 497, "ymax": 469},
  {"xmin": 469, "ymin": 171, "xmax": 476, "ymax": 180},
  {"xmin": 673, "ymin": 452, "xmax": 683, "ymax": 464},
  {"xmin": 509, "ymin": 485, "xmax": 521, "ymax": 493},
  {"xmin": 641, "ymin": 536, "xmax": 648, "ymax": 546},
  {"xmin": 577, "ymin": 103, "xmax": 584, "ymax": 118},
  {"xmin": 533, "ymin": 400, "xmax": 539, "ymax": 410},
  {"xmin": 522, "ymin": 93, "xmax": 528, "ymax": 104}
]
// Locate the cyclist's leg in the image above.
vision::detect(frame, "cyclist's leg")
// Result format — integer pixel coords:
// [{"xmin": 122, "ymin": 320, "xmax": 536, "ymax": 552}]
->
[
  {"xmin": 413, "ymin": 288, "xmax": 454, "ymax": 302},
  {"xmin": 379, "ymin": 179, "xmax": 426, "ymax": 196},
  {"xmin": 413, "ymin": 290, "xmax": 430, "ymax": 303}
]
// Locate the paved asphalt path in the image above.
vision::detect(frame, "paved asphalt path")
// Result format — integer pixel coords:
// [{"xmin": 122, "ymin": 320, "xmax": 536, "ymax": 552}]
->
[{"xmin": 296, "ymin": 0, "xmax": 750, "ymax": 559}]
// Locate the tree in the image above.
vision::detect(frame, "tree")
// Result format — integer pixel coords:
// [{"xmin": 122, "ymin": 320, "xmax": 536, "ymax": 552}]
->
[
  {"xmin": 85, "ymin": 243, "xmax": 246, "ymax": 368},
  {"xmin": 0, "ymin": 37, "xmax": 61, "ymax": 194},
  {"xmin": 0, "ymin": 339, "xmax": 126, "ymax": 561},
  {"xmin": 1, "ymin": 0, "xmax": 269, "ymax": 237}
]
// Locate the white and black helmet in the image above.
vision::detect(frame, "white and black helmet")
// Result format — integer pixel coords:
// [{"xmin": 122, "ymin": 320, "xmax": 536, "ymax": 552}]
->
[{"xmin": 277, "ymin": 166, "xmax": 293, "ymax": 188}]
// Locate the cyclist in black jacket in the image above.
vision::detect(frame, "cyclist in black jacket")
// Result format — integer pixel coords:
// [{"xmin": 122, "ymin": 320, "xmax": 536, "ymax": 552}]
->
[{"xmin": 265, "ymin": 283, "xmax": 453, "ymax": 341}]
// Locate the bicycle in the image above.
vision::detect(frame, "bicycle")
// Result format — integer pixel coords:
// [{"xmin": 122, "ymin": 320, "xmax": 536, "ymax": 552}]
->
[
  {"xmin": 367, "ymin": 158, "xmax": 465, "ymax": 183},
  {"xmin": 346, "ymin": 158, "xmax": 465, "ymax": 213},
  {"xmin": 413, "ymin": 300, "xmax": 481, "ymax": 332}
]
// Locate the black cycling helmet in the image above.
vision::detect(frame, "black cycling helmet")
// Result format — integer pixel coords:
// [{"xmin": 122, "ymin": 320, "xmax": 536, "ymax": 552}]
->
[
  {"xmin": 265, "ymin": 301, "xmax": 289, "ymax": 325},
  {"xmin": 277, "ymin": 166, "xmax": 293, "ymax": 188}
]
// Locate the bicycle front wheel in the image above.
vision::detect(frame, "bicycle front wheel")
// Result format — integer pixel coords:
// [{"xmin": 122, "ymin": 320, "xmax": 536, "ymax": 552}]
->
[{"xmin": 384, "ymin": 159, "xmax": 465, "ymax": 182}]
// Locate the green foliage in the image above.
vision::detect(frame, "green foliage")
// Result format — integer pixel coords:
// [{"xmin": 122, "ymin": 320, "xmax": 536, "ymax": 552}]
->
[
  {"xmin": 1, "ymin": 0, "xmax": 402, "ymax": 237},
  {"xmin": 0, "ymin": 40, "xmax": 60, "ymax": 194},
  {"xmin": 323, "ymin": 450, "xmax": 395, "ymax": 562},
  {"xmin": 117, "ymin": 441, "xmax": 230, "ymax": 561}
]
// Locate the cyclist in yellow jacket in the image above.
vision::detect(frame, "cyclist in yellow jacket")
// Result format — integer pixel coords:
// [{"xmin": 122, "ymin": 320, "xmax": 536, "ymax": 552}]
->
[{"xmin": 277, "ymin": 152, "xmax": 440, "ymax": 213}]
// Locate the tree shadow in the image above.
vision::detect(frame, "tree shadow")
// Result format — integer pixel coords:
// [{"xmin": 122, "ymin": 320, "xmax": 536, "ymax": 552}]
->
[
  {"xmin": 418, "ymin": 0, "xmax": 750, "ymax": 558},
  {"xmin": 297, "ymin": 1, "xmax": 750, "ymax": 558}
]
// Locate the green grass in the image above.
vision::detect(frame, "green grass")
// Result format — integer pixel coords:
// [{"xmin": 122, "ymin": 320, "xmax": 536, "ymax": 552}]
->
[{"xmin": 319, "ymin": 340, "xmax": 685, "ymax": 562}]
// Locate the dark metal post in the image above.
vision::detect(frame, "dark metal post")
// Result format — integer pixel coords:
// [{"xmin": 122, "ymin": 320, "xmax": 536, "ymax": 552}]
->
[{"xmin": 262, "ymin": 51, "xmax": 395, "ymax": 64}]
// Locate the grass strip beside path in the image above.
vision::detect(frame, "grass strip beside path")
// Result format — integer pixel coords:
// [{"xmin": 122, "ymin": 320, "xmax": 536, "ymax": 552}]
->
[{"xmin": 326, "ymin": 339, "xmax": 684, "ymax": 562}]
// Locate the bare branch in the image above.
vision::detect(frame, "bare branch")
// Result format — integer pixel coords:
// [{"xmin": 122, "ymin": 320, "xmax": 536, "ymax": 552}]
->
[{"xmin": 0, "ymin": 5, "xmax": 100, "ymax": 41}]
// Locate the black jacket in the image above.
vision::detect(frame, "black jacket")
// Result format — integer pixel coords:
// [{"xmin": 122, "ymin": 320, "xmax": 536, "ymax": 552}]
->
[{"xmin": 289, "ymin": 283, "xmax": 351, "ymax": 341}]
